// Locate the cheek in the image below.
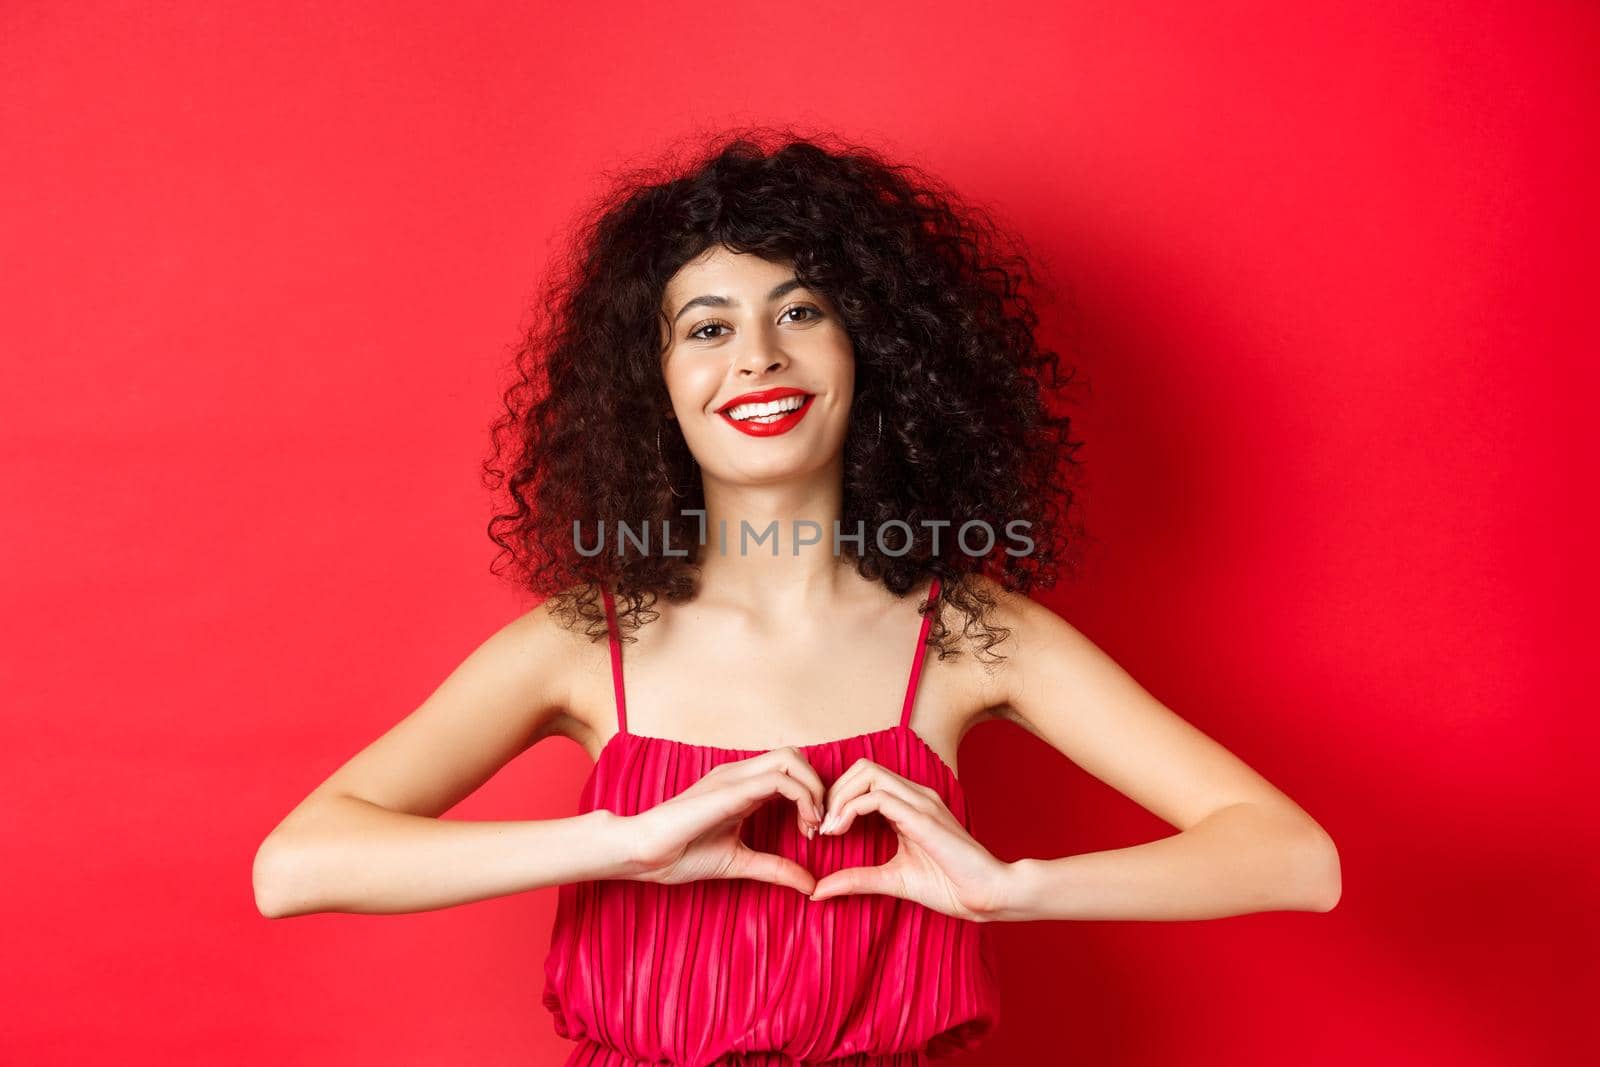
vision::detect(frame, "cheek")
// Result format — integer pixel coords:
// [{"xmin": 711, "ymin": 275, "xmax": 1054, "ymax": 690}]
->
[
  {"xmin": 663, "ymin": 360, "xmax": 720, "ymax": 414},
  {"xmin": 829, "ymin": 344, "xmax": 856, "ymax": 394}
]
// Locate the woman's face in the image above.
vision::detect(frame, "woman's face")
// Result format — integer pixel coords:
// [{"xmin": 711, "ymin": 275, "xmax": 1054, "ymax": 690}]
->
[{"xmin": 658, "ymin": 245, "xmax": 855, "ymax": 488}]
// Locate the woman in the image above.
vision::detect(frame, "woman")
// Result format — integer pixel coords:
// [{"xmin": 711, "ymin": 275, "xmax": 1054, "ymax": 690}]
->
[{"xmin": 253, "ymin": 131, "xmax": 1341, "ymax": 1065}]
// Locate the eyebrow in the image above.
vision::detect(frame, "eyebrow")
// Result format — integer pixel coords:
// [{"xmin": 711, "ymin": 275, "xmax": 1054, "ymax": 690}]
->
[{"xmin": 671, "ymin": 277, "xmax": 808, "ymax": 324}]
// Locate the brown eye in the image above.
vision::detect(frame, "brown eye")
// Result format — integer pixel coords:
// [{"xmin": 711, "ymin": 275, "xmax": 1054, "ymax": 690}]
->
[{"xmin": 688, "ymin": 320, "xmax": 732, "ymax": 341}]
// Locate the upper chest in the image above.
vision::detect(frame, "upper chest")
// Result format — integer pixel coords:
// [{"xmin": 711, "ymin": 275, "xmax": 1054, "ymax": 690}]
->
[{"xmin": 565, "ymin": 599, "xmax": 1001, "ymax": 775}]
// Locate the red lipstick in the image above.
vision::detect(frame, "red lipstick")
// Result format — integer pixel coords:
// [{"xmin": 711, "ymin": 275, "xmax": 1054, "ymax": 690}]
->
[{"xmin": 716, "ymin": 387, "xmax": 816, "ymax": 438}]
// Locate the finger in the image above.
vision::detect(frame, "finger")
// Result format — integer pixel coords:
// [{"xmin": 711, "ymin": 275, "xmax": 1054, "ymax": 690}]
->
[
  {"xmin": 741, "ymin": 769, "xmax": 825, "ymax": 831},
  {"xmin": 820, "ymin": 769, "xmax": 937, "ymax": 835},
  {"xmin": 763, "ymin": 747, "xmax": 828, "ymax": 833},
  {"xmin": 820, "ymin": 755, "xmax": 884, "ymax": 824},
  {"xmin": 662, "ymin": 767, "xmax": 817, "ymax": 841},
  {"xmin": 728, "ymin": 845, "xmax": 818, "ymax": 895},
  {"xmin": 810, "ymin": 860, "xmax": 903, "ymax": 902},
  {"xmin": 723, "ymin": 749, "xmax": 826, "ymax": 826},
  {"xmin": 820, "ymin": 787, "xmax": 930, "ymax": 840}
]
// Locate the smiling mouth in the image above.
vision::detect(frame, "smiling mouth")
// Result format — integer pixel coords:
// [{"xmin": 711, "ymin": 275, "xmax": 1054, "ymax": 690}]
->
[
  {"xmin": 716, "ymin": 392, "xmax": 816, "ymax": 437},
  {"xmin": 722, "ymin": 393, "xmax": 811, "ymax": 423}
]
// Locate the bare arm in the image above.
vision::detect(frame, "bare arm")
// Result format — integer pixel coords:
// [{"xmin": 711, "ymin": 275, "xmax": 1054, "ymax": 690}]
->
[
  {"xmin": 995, "ymin": 801, "xmax": 1339, "ymax": 922},
  {"xmin": 970, "ymin": 579, "xmax": 1342, "ymax": 922},
  {"xmin": 252, "ymin": 594, "xmax": 640, "ymax": 918}
]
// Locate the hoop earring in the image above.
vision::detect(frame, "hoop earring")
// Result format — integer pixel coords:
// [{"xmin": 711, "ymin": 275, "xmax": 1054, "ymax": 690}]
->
[{"xmin": 656, "ymin": 423, "xmax": 686, "ymax": 498}]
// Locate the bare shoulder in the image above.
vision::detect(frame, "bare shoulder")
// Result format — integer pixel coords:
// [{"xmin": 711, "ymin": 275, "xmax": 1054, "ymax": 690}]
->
[
  {"xmin": 470, "ymin": 587, "xmax": 586, "ymax": 687},
  {"xmin": 915, "ymin": 574, "xmax": 1008, "ymax": 743},
  {"xmin": 509, "ymin": 584, "xmax": 614, "ymax": 750},
  {"xmin": 934, "ymin": 573, "xmax": 1083, "ymax": 738}
]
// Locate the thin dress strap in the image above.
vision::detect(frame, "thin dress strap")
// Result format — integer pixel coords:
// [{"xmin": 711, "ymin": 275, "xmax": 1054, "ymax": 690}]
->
[
  {"xmin": 599, "ymin": 586, "xmax": 628, "ymax": 735},
  {"xmin": 898, "ymin": 576, "xmax": 943, "ymax": 730}
]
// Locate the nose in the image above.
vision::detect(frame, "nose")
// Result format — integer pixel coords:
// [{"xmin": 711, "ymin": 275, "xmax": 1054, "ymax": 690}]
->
[
  {"xmin": 739, "ymin": 358, "xmax": 784, "ymax": 378},
  {"xmin": 733, "ymin": 333, "xmax": 789, "ymax": 377}
]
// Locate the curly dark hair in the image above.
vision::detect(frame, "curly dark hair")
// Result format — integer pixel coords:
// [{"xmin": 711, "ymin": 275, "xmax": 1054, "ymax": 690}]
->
[{"xmin": 483, "ymin": 126, "xmax": 1089, "ymax": 662}]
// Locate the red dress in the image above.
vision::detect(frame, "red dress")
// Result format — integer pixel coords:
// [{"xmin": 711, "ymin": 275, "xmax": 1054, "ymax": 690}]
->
[{"xmin": 542, "ymin": 578, "xmax": 1001, "ymax": 1065}]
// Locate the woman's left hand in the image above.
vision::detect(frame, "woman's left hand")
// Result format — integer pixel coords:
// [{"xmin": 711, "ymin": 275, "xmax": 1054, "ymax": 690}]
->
[{"xmin": 807, "ymin": 757, "xmax": 1013, "ymax": 921}]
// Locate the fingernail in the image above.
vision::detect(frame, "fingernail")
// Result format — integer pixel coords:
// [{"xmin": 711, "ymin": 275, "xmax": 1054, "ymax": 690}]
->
[{"xmin": 820, "ymin": 813, "xmax": 837, "ymax": 834}]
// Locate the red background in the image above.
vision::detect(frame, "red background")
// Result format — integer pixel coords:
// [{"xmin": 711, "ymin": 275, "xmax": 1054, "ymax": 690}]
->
[{"xmin": 1, "ymin": 2, "xmax": 1587, "ymax": 1064}]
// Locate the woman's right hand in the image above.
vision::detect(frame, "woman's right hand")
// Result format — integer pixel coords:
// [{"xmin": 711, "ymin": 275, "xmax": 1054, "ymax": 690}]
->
[{"xmin": 620, "ymin": 747, "xmax": 826, "ymax": 894}]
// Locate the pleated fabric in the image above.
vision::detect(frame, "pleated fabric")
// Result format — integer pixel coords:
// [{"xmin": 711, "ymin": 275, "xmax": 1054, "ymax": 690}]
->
[{"xmin": 541, "ymin": 578, "xmax": 1001, "ymax": 1065}]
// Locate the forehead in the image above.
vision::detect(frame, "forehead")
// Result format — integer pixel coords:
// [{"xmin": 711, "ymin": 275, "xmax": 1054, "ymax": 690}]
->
[{"xmin": 663, "ymin": 246, "xmax": 795, "ymax": 302}]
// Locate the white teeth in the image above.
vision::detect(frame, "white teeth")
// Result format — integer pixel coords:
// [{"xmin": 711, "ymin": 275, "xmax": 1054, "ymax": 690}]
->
[{"xmin": 726, "ymin": 395, "xmax": 806, "ymax": 421}]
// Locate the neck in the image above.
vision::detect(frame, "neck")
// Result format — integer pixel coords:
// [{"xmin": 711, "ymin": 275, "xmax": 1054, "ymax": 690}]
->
[{"xmin": 690, "ymin": 457, "xmax": 852, "ymax": 609}]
